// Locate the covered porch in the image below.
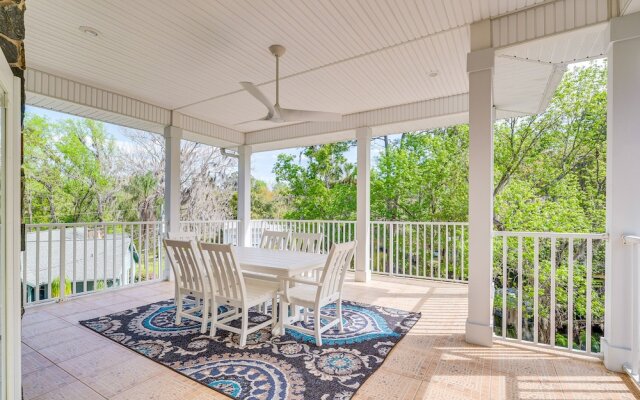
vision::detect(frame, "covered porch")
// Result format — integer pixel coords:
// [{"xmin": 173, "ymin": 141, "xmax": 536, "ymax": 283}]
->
[{"xmin": 2, "ymin": 0, "xmax": 640, "ymax": 399}]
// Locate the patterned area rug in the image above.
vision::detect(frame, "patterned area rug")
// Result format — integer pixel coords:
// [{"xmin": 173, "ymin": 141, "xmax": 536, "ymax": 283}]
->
[{"xmin": 80, "ymin": 299, "xmax": 420, "ymax": 400}]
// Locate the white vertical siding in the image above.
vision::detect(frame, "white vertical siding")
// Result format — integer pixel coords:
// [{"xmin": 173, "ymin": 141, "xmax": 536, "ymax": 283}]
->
[
  {"xmin": 26, "ymin": 69, "xmax": 171, "ymax": 126},
  {"xmin": 491, "ymin": 0, "xmax": 611, "ymax": 48}
]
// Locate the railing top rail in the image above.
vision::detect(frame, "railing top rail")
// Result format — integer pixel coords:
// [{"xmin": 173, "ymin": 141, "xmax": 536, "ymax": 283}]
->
[
  {"xmin": 623, "ymin": 235, "xmax": 640, "ymax": 245},
  {"xmin": 250, "ymin": 219, "xmax": 468, "ymax": 225},
  {"xmin": 493, "ymin": 231, "xmax": 608, "ymax": 239},
  {"xmin": 180, "ymin": 220, "xmax": 239, "ymax": 223},
  {"xmin": 25, "ymin": 221, "xmax": 166, "ymax": 228},
  {"xmin": 371, "ymin": 221, "xmax": 469, "ymax": 226},
  {"xmin": 251, "ymin": 219, "xmax": 356, "ymax": 223}
]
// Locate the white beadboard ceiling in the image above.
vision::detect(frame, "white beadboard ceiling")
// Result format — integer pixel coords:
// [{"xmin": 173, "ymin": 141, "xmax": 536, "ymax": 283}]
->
[{"xmin": 25, "ymin": 0, "xmax": 612, "ymax": 137}]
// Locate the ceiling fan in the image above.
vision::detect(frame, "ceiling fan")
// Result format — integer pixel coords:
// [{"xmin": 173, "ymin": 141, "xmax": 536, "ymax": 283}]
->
[{"xmin": 238, "ymin": 44, "xmax": 342, "ymax": 124}]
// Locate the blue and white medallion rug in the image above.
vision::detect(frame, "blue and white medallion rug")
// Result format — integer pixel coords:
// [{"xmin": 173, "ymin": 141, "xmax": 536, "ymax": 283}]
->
[{"xmin": 80, "ymin": 300, "xmax": 420, "ymax": 400}]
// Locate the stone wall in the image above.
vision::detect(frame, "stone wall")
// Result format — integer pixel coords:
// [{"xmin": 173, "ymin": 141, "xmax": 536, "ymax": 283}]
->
[
  {"xmin": 0, "ymin": 0, "xmax": 25, "ymax": 118},
  {"xmin": 1, "ymin": 0, "xmax": 25, "ymax": 262}
]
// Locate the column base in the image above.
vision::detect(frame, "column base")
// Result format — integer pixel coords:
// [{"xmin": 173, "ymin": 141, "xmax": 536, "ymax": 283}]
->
[
  {"xmin": 355, "ymin": 269, "xmax": 371, "ymax": 283},
  {"xmin": 465, "ymin": 319, "xmax": 493, "ymax": 347},
  {"xmin": 601, "ymin": 337, "xmax": 632, "ymax": 372}
]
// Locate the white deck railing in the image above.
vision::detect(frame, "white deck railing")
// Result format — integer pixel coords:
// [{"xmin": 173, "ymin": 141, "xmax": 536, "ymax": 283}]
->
[
  {"xmin": 493, "ymin": 231, "xmax": 608, "ymax": 355},
  {"xmin": 250, "ymin": 219, "xmax": 356, "ymax": 253},
  {"xmin": 22, "ymin": 221, "xmax": 167, "ymax": 305},
  {"xmin": 179, "ymin": 220, "xmax": 240, "ymax": 245},
  {"xmin": 371, "ymin": 221, "xmax": 468, "ymax": 281},
  {"xmin": 27, "ymin": 219, "xmax": 608, "ymax": 356},
  {"xmin": 180, "ymin": 219, "xmax": 469, "ymax": 282},
  {"xmin": 248, "ymin": 219, "xmax": 469, "ymax": 282},
  {"xmin": 623, "ymin": 234, "xmax": 640, "ymax": 381}
]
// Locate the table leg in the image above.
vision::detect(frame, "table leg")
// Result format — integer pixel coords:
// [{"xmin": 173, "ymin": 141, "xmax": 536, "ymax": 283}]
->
[{"xmin": 273, "ymin": 279, "xmax": 287, "ymax": 336}]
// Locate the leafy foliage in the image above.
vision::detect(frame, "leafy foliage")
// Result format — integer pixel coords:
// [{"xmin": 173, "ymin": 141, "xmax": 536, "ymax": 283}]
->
[
  {"xmin": 270, "ymin": 63, "xmax": 607, "ymax": 235},
  {"xmin": 23, "ymin": 117, "xmax": 119, "ymax": 223},
  {"xmin": 273, "ymin": 143, "xmax": 357, "ymax": 220},
  {"xmin": 23, "ymin": 121, "xmax": 238, "ymax": 223}
]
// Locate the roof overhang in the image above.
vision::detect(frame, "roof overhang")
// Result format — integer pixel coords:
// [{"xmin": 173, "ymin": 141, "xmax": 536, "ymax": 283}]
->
[{"xmin": 23, "ymin": 0, "xmax": 623, "ymax": 152}]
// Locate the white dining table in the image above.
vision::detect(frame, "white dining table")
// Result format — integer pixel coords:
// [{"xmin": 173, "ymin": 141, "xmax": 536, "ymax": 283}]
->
[
  {"xmin": 235, "ymin": 246, "xmax": 327, "ymax": 278},
  {"xmin": 234, "ymin": 246, "xmax": 327, "ymax": 334}
]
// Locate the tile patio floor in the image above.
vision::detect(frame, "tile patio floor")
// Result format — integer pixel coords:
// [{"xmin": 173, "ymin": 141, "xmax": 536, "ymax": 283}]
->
[{"xmin": 21, "ymin": 275, "xmax": 640, "ymax": 400}]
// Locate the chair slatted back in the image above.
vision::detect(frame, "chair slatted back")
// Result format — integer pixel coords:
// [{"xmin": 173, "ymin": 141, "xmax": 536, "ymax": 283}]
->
[
  {"xmin": 163, "ymin": 239, "xmax": 208, "ymax": 294},
  {"xmin": 318, "ymin": 240, "xmax": 357, "ymax": 301},
  {"xmin": 199, "ymin": 243, "xmax": 245, "ymax": 303},
  {"xmin": 259, "ymin": 230, "xmax": 290, "ymax": 250},
  {"xmin": 290, "ymin": 232, "xmax": 323, "ymax": 253}
]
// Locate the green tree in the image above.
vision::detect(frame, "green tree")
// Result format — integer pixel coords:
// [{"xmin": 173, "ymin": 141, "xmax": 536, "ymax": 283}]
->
[
  {"xmin": 23, "ymin": 115, "xmax": 118, "ymax": 223},
  {"xmin": 119, "ymin": 172, "xmax": 162, "ymax": 221},
  {"xmin": 371, "ymin": 126, "xmax": 469, "ymax": 222},
  {"xmin": 55, "ymin": 119, "xmax": 118, "ymax": 222},
  {"xmin": 23, "ymin": 114, "xmax": 64, "ymax": 223},
  {"xmin": 273, "ymin": 143, "xmax": 356, "ymax": 220},
  {"xmin": 493, "ymin": 63, "xmax": 607, "ymax": 233}
]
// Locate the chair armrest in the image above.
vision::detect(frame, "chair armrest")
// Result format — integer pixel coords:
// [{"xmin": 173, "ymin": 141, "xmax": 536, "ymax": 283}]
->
[{"xmin": 281, "ymin": 276, "xmax": 321, "ymax": 301}]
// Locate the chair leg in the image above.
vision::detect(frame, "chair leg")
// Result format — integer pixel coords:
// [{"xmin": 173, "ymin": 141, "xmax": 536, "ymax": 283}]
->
[
  {"xmin": 200, "ymin": 296, "xmax": 209, "ymax": 334},
  {"xmin": 209, "ymin": 299, "xmax": 218, "ymax": 338},
  {"xmin": 314, "ymin": 307, "xmax": 323, "ymax": 346},
  {"xmin": 279, "ymin": 297, "xmax": 287, "ymax": 335},
  {"xmin": 175, "ymin": 294, "xmax": 183, "ymax": 325},
  {"xmin": 240, "ymin": 309, "xmax": 249, "ymax": 347},
  {"xmin": 337, "ymin": 300, "xmax": 344, "ymax": 333},
  {"xmin": 271, "ymin": 296, "xmax": 277, "ymax": 328}
]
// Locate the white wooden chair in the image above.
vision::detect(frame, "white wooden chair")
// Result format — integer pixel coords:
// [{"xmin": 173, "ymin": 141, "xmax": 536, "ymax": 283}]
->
[
  {"xmin": 163, "ymin": 239, "xmax": 213, "ymax": 334},
  {"xmin": 259, "ymin": 230, "xmax": 290, "ymax": 250},
  {"xmin": 290, "ymin": 232, "xmax": 324, "ymax": 283},
  {"xmin": 289, "ymin": 232, "xmax": 323, "ymax": 253},
  {"xmin": 280, "ymin": 240, "xmax": 357, "ymax": 346},
  {"xmin": 199, "ymin": 242, "xmax": 279, "ymax": 347},
  {"xmin": 244, "ymin": 229, "xmax": 284, "ymax": 283}
]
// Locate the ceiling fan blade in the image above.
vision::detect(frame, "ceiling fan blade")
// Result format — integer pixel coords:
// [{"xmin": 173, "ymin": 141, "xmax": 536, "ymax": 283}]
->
[
  {"xmin": 239, "ymin": 82, "xmax": 276, "ymax": 117},
  {"xmin": 234, "ymin": 115, "xmax": 272, "ymax": 126},
  {"xmin": 278, "ymin": 108, "xmax": 342, "ymax": 122}
]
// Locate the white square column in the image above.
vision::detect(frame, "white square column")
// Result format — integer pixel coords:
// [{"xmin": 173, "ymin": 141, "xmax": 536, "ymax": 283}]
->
[
  {"xmin": 164, "ymin": 125, "xmax": 182, "ymax": 281},
  {"xmin": 238, "ymin": 145, "xmax": 252, "ymax": 247},
  {"xmin": 465, "ymin": 20, "xmax": 495, "ymax": 347},
  {"xmin": 602, "ymin": 12, "xmax": 640, "ymax": 372},
  {"xmin": 164, "ymin": 126, "xmax": 182, "ymax": 237},
  {"xmin": 356, "ymin": 127, "xmax": 372, "ymax": 282}
]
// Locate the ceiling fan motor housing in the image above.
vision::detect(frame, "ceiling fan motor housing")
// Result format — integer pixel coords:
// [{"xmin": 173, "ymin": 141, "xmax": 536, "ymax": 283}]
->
[{"xmin": 269, "ymin": 44, "xmax": 286, "ymax": 57}]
